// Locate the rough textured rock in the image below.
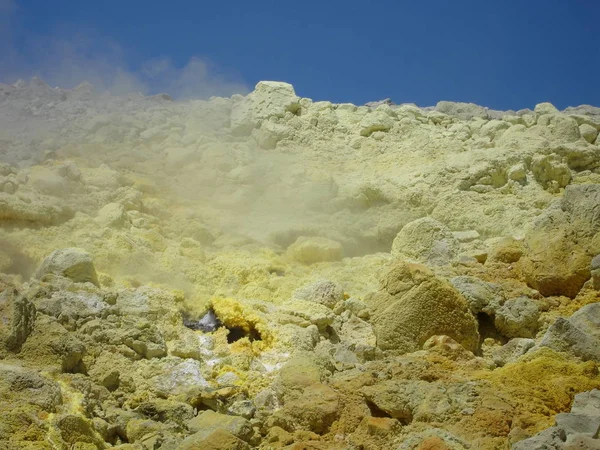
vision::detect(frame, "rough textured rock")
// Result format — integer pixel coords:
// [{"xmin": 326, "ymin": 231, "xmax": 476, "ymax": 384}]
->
[
  {"xmin": 592, "ymin": 255, "xmax": 600, "ymax": 290},
  {"xmin": 391, "ymin": 217, "xmax": 460, "ymax": 266},
  {"xmin": 435, "ymin": 101, "xmax": 490, "ymax": 120},
  {"xmin": 186, "ymin": 410, "xmax": 253, "ymax": 442},
  {"xmin": 292, "ymin": 280, "xmax": 344, "ymax": 309},
  {"xmin": 3, "ymin": 78, "xmax": 600, "ymax": 450},
  {"xmin": 512, "ymin": 427, "xmax": 566, "ymax": 450},
  {"xmin": 178, "ymin": 428, "xmax": 251, "ymax": 450},
  {"xmin": 368, "ymin": 261, "xmax": 479, "ymax": 353},
  {"xmin": 520, "ymin": 232, "xmax": 591, "ymax": 298},
  {"xmin": 494, "ymin": 297, "xmax": 539, "ymax": 339},
  {"xmin": 491, "ymin": 338, "xmax": 535, "ymax": 367},
  {"xmin": 230, "ymin": 81, "xmax": 299, "ymax": 136},
  {"xmin": 540, "ymin": 303, "xmax": 600, "ymax": 361},
  {"xmin": 34, "ymin": 248, "xmax": 100, "ymax": 286},
  {"xmin": 0, "ymin": 287, "xmax": 36, "ymax": 351},
  {"xmin": 449, "ymin": 276, "xmax": 504, "ymax": 315}
]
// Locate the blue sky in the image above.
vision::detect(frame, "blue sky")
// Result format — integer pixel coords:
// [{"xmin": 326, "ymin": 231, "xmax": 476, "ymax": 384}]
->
[{"xmin": 1, "ymin": 0, "xmax": 599, "ymax": 110}]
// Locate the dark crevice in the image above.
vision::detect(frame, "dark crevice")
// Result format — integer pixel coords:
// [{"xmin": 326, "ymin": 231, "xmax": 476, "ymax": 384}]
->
[
  {"xmin": 477, "ymin": 312, "xmax": 508, "ymax": 350},
  {"xmin": 366, "ymin": 400, "xmax": 391, "ymax": 418},
  {"xmin": 227, "ymin": 325, "xmax": 262, "ymax": 344},
  {"xmin": 183, "ymin": 309, "xmax": 262, "ymax": 344},
  {"xmin": 325, "ymin": 325, "xmax": 340, "ymax": 344}
]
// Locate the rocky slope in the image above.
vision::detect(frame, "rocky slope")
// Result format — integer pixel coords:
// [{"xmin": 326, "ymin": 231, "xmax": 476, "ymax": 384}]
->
[{"xmin": 1, "ymin": 78, "xmax": 600, "ymax": 449}]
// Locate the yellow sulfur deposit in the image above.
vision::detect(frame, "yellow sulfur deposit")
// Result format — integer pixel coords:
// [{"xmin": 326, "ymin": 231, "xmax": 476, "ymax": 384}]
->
[{"xmin": 1, "ymin": 79, "xmax": 600, "ymax": 449}]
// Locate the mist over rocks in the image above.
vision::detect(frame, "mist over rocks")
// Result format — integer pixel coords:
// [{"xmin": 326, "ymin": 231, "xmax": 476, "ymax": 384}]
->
[{"xmin": 1, "ymin": 77, "xmax": 600, "ymax": 448}]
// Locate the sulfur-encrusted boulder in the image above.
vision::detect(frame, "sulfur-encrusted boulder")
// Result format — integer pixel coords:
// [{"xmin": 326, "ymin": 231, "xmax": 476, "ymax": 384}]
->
[
  {"xmin": 34, "ymin": 248, "xmax": 99, "ymax": 287},
  {"xmin": 230, "ymin": 81, "xmax": 300, "ymax": 136},
  {"xmin": 367, "ymin": 261, "xmax": 479, "ymax": 353},
  {"xmin": 391, "ymin": 217, "xmax": 460, "ymax": 266},
  {"xmin": 519, "ymin": 232, "xmax": 590, "ymax": 298}
]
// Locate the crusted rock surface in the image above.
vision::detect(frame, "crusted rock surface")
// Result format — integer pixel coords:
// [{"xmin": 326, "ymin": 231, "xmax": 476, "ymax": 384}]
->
[{"xmin": 1, "ymin": 79, "xmax": 600, "ymax": 449}]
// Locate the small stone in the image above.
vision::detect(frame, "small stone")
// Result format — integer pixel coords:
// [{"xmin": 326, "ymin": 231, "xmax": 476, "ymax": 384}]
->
[{"xmin": 491, "ymin": 338, "xmax": 535, "ymax": 367}]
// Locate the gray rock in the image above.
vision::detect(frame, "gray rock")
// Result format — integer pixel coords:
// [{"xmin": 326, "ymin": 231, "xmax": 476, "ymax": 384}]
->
[
  {"xmin": 36, "ymin": 290, "xmax": 109, "ymax": 330},
  {"xmin": 540, "ymin": 318, "xmax": 600, "ymax": 362},
  {"xmin": 511, "ymin": 426, "xmax": 566, "ymax": 450},
  {"xmin": 563, "ymin": 433, "xmax": 600, "ymax": 449},
  {"xmin": 592, "ymin": 255, "xmax": 600, "ymax": 290},
  {"xmin": 592, "ymin": 255, "xmax": 600, "ymax": 272},
  {"xmin": 34, "ymin": 248, "xmax": 99, "ymax": 287},
  {"xmin": 492, "ymin": 338, "xmax": 535, "ymax": 367},
  {"xmin": 571, "ymin": 389, "xmax": 600, "ymax": 417},
  {"xmin": 569, "ymin": 303, "xmax": 600, "ymax": 339},
  {"xmin": 494, "ymin": 297, "xmax": 539, "ymax": 339},
  {"xmin": 555, "ymin": 413, "xmax": 600, "ymax": 437},
  {"xmin": 450, "ymin": 276, "xmax": 504, "ymax": 315},
  {"xmin": 540, "ymin": 304, "xmax": 600, "ymax": 361}
]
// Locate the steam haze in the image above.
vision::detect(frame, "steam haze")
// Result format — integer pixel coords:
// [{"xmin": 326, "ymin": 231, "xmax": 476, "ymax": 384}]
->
[{"xmin": 0, "ymin": 0, "xmax": 249, "ymax": 99}]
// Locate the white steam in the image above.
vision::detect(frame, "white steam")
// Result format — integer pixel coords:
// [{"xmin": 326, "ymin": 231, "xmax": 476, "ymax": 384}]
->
[{"xmin": 0, "ymin": 1, "xmax": 249, "ymax": 99}]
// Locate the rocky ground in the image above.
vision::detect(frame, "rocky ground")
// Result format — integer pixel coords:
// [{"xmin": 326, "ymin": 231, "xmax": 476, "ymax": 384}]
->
[{"xmin": 1, "ymin": 78, "xmax": 600, "ymax": 449}]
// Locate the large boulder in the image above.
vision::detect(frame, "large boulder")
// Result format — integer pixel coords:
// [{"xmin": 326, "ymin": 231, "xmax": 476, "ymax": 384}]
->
[
  {"xmin": 519, "ymin": 232, "xmax": 590, "ymax": 298},
  {"xmin": 34, "ymin": 248, "xmax": 99, "ymax": 287},
  {"xmin": 449, "ymin": 276, "xmax": 504, "ymax": 315},
  {"xmin": 367, "ymin": 261, "xmax": 479, "ymax": 353},
  {"xmin": 230, "ymin": 81, "xmax": 300, "ymax": 136},
  {"xmin": 391, "ymin": 217, "xmax": 460, "ymax": 266}
]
